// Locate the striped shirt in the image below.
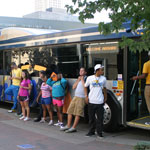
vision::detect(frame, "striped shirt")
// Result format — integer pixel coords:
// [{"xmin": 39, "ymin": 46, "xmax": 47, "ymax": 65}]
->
[{"xmin": 41, "ymin": 82, "xmax": 52, "ymax": 98}]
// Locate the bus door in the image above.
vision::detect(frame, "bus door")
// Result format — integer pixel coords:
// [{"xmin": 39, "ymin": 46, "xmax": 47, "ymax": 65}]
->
[
  {"xmin": 82, "ymin": 42, "xmax": 125, "ymax": 131},
  {"xmin": 127, "ymin": 50, "xmax": 150, "ymax": 130}
]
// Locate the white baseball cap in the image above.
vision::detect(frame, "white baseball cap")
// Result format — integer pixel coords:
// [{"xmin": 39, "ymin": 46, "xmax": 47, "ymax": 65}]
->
[
  {"xmin": 94, "ymin": 64, "xmax": 104, "ymax": 72},
  {"xmin": 148, "ymin": 51, "xmax": 150, "ymax": 56}
]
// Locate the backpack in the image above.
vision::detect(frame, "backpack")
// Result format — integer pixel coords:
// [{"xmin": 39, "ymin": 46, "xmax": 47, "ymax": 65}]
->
[{"xmin": 60, "ymin": 80, "xmax": 68, "ymax": 96}]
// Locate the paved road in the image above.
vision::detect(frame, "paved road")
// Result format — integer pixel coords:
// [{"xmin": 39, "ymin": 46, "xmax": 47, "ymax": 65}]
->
[{"xmin": 0, "ymin": 103, "xmax": 150, "ymax": 150}]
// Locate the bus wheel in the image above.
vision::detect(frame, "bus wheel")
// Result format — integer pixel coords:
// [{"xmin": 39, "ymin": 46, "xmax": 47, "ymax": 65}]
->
[
  {"xmin": 103, "ymin": 98, "xmax": 119, "ymax": 132},
  {"xmin": 103, "ymin": 103, "xmax": 112, "ymax": 125}
]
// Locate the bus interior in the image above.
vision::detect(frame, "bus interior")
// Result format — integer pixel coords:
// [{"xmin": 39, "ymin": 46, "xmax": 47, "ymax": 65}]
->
[{"xmin": 126, "ymin": 50, "xmax": 150, "ymax": 129}]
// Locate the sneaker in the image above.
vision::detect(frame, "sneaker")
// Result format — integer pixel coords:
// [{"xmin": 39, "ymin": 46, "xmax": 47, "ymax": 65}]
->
[
  {"xmin": 40, "ymin": 118, "xmax": 46, "ymax": 123},
  {"xmin": 48, "ymin": 120, "xmax": 53, "ymax": 126},
  {"xmin": 85, "ymin": 132, "xmax": 95, "ymax": 137},
  {"xmin": 54, "ymin": 121, "xmax": 60, "ymax": 126},
  {"xmin": 60, "ymin": 125, "xmax": 70, "ymax": 131},
  {"xmin": 59, "ymin": 123, "xmax": 64, "ymax": 128},
  {"xmin": 19, "ymin": 113, "xmax": 23, "ymax": 117},
  {"xmin": 8, "ymin": 109, "xmax": 15, "ymax": 113},
  {"xmin": 97, "ymin": 134, "xmax": 104, "ymax": 139},
  {"xmin": 19, "ymin": 116, "xmax": 25, "ymax": 120},
  {"xmin": 145, "ymin": 122, "xmax": 150, "ymax": 125},
  {"xmin": 24, "ymin": 117, "xmax": 30, "ymax": 121},
  {"xmin": 65, "ymin": 127, "xmax": 77, "ymax": 133},
  {"xmin": 34, "ymin": 118, "xmax": 41, "ymax": 122},
  {"xmin": 15, "ymin": 113, "xmax": 22, "ymax": 117}
]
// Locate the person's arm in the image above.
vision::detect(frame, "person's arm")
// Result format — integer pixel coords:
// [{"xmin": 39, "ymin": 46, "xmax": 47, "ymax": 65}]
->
[
  {"xmin": 49, "ymin": 86, "xmax": 52, "ymax": 91},
  {"xmin": 132, "ymin": 73, "xmax": 147, "ymax": 80},
  {"xmin": 9, "ymin": 70, "xmax": 13, "ymax": 80},
  {"xmin": 13, "ymin": 76, "xmax": 21, "ymax": 80},
  {"xmin": 13, "ymin": 69, "xmax": 22, "ymax": 80},
  {"xmin": 9, "ymin": 71, "xmax": 12, "ymax": 80},
  {"xmin": 46, "ymin": 78, "xmax": 53, "ymax": 86},
  {"xmin": 9, "ymin": 77, "xmax": 13, "ymax": 80},
  {"xmin": 132, "ymin": 63, "xmax": 148, "ymax": 80},
  {"xmin": 49, "ymin": 86, "xmax": 52, "ymax": 97},
  {"xmin": 36, "ymin": 91, "xmax": 42, "ymax": 102},
  {"xmin": 28, "ymin": 80, "xmax": 33, "ymax": 95},
  {"xmin": 84, "ymin": 77, "xmax": 90, "ymax": 104},
  {"xmin": 72, "ymin": 76, "xmax": 81, "ymax": 90},
  {"xmin": 84, "ymin": 87, "xmax": 89, "ymax": 104},
  {"xmin": 102, "ymin": 77, "xmax": 107, "ymax": 103},
  {"xmin": 20, "ymin": 83, "xmax": 32, "ymax": 90},
  {"xmin": 103, "ymin": 87, "xmax": 107, "ymax": 103}
]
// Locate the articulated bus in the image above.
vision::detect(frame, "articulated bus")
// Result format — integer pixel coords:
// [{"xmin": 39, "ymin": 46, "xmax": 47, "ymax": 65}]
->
[{"xmin": 0, "ymin": 26, "xmax": 149, "ymax": 131}]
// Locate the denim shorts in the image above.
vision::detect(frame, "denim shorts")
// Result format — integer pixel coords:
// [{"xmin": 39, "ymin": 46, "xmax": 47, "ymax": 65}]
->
[{"xmin": 41, "ymin": 97, "xmax": 52, "ymax": 105}]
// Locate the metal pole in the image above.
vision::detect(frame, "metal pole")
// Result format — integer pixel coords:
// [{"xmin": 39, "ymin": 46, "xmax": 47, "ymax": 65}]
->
[{"xmin": 130, "ymin": 71, "xmax": 139, "ymax": 95}]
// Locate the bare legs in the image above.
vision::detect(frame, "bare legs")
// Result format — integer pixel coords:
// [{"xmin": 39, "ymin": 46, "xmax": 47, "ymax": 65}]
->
[
  {"xmin": 55, "ymin": 106, "xmax": 63, "ymax": 122},
  {"xmin": 20, "ymin": 101, "xmax": 25, "ymax": 117},
  {"xmin": 67, "ymin": 114, "xmax": 80, "ymax": 128},
  {"xmin": 20, "ymin": 101, "xmax": 30, "ymax": 118},
  {"xmin": 42, "ymin": 104, "xmax": 53, "ymax": 120},
  {"xmin": 24, "ymin": 101, "xmax": 30, "ymax": 118}
]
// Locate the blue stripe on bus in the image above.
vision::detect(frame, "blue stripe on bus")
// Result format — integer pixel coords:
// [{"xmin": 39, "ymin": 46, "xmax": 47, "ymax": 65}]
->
[{"xmin": 0, "ymin": 44, "xmax": 26, "ymax": 50}]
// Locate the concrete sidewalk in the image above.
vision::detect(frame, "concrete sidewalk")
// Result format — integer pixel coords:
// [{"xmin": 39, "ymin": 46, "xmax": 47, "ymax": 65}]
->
[{"xmin": 0, "ymin": 107, "xmax": 148, "ymax": 150}]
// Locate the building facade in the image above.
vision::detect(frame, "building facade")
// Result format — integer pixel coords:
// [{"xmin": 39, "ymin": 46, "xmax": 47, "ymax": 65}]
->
[
  {"xmin": 0, "ymin": 16, "xmax": 96, "ymax": 31},
  {"xmin": 35, "ymin": 0, "xmax": 64, "ymax": 11},
  {"xmin": 31, "ymin": 0, "xmax": 79, "ymax": 22},
  {"xmin": 23, "ymin": 7, "xmax": 79, "ymax": 22}
]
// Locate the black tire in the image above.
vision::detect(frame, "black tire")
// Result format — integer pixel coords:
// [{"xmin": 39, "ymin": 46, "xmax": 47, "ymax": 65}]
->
[
  {"xmin": 84, "ymin": 93, "xmax": 121, "ymax": 132},
  {"xmin": 103, "ymin": 95, "xmax": 120, "ymax": 132}
]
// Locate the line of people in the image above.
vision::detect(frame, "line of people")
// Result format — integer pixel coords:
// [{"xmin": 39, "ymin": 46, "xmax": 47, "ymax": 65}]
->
[{"xmin": 5, "ymin": 62, "xmax": 107, "ymax": 139}]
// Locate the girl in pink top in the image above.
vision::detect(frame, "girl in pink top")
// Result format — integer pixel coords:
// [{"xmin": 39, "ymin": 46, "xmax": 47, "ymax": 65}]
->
[
  {"xmin": 17, "ymin": 70, "xmax": 31, "ymax": 121},
  {"xmin": 36, "ymin": 72, "xmax": 53, "ymax": 125}
]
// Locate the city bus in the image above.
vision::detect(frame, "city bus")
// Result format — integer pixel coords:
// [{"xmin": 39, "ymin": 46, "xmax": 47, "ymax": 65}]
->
[{"xmin": 0, "ymin": 25, "xmax": 149, "ymax": 131}]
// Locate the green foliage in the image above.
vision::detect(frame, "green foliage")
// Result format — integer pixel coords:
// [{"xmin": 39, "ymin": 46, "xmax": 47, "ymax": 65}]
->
[
  {"xmin": 66, "ymin": 0, "xmax": 150, "ymax": 52},
  {"xmin": 134, "ymin": 142, "xmax": 150, "ymax": 150}
]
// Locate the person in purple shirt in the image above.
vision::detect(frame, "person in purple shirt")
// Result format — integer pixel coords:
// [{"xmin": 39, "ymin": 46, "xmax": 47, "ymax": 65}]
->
[
  {"xmin": 36, "ymin": 73, "xmax": 53, "ymax": 125},
  {"xmin": 17, "ymin": 70, "xmax": 31, "ymax": 121}
]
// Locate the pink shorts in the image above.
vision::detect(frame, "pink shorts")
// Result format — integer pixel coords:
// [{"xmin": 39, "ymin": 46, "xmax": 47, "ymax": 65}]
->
[{"xmin": 53, "ymin": 99, "xmax": 64, "ymax": 107}]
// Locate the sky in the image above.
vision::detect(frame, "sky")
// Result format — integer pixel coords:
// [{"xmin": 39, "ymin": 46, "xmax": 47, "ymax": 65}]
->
[{"xmin": 0, "ymin": 0, "xmax": 110, "ymax": 24}]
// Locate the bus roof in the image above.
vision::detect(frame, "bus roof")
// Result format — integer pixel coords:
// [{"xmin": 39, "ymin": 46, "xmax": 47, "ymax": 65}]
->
[{"xmin": 0, "ymin": 24, "xmax": 142, "ymax": 50}]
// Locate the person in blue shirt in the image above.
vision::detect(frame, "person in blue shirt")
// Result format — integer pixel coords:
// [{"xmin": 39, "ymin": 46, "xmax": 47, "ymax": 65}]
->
[{"xmin": 47, "ymin": 73, "xmax": 67, "ymax": 128}]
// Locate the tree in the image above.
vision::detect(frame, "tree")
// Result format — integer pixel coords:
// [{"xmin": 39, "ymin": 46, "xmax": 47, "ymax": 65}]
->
[{"xmin": 66, "ymin": 0, "xmax": 150, "ymax": 52}]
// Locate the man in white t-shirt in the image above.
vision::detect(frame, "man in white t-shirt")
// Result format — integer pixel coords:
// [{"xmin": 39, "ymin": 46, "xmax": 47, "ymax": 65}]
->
[
  {"xmin": 60, "ymin": 68, "xmax": 87, "ymax": 133},
  {"xmin": 84, "ymin": 64, "xmax": 107, "ymax": 139}
]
